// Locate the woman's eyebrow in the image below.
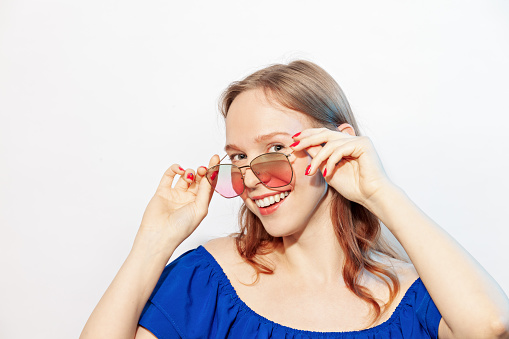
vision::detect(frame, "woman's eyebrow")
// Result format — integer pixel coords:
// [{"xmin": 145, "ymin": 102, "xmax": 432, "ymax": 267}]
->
[{"xmin": 224, "ymin": 131, "xmax": 291, "ymax": 152}]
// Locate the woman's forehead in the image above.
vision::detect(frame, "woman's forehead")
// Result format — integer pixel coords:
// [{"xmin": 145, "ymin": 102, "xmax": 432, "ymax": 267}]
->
[
  {"xmin": 224, "ymin": 131, "xmax": 294, "ymax": 153},
  {"xmin": 225, "ymin": 110, "xmax": 307, "ymax": 149},
  {"xmin": 225, "ymin": 89, "xmax": 312, "ymax": 144}
]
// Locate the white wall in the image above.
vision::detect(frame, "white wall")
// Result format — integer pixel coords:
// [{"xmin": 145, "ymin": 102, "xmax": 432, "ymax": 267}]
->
[{"xmin": 1, "ymin": 1, "xmax": 508, "ymax": 337}]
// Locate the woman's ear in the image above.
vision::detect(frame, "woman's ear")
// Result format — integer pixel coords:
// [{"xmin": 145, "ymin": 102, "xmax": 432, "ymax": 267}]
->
[{"xmin": 337, "ymin": 123, "xmax": 356, "ymax": 136}]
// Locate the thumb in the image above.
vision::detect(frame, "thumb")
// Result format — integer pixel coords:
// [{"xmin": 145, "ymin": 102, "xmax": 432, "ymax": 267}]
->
[{"xmin": 195, "ymin": 154, "xmax": 220, "ymax": 210}]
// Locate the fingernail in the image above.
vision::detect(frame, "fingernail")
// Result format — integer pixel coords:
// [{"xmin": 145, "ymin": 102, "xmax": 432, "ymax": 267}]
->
[
  {"xmin": 187, "ymin": 173, "xmax": 194, "ymax": 181},
  {"xmin": 289, "ymin": 141, "xmax": 300, "ymax": 148},
  {"xmin": 199, "ymin": 166, "xmax": 207, "ymax": 170},
  {"xmin": 178, "ymin": 166, "xmax": 184, "ymax": 171},
  {"xmin": 292, "ymin": 132, "xmax": 301, "ymax": 138},
  {"xmin": 210, "ymin": 171, "xmax": 218, "ymax": 181},
  {"xmin": 305, "ymin": 165, "xmax": 311, "ymax": 176},
  {"xmin": 323, "ymin": 168, "xmax": 327, "ymax": 177}
]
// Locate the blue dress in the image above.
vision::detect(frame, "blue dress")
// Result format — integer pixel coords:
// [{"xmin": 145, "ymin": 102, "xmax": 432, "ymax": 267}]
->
[{"xmin": 138, "ymin": 246, "xmax": 442, "ymax": 339}]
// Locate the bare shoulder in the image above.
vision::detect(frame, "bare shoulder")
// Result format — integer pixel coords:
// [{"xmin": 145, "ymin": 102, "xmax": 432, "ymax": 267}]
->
[
  {"xmin": 369, "ymin": 252, "xmax": 420, "ymax": 296},
  {"xmin": 203, "ymin": 236, "xmax": 258, "ymax": 282},
  {"xmin": 204, "ymin": 236, "xmax": 236, "ymax": 258},
  {"xmin": 385, "ymin": 255, "xmax": 419, "ymax": 290},
  {"xmin": 203, "ymin": 236, "xmax": 244, "ymax": 266}
]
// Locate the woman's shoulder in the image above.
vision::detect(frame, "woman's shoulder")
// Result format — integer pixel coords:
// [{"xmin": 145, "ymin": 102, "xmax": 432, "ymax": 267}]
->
[
  {"xmin": 383, "ymin": 253, "xmax": 418, "ymax": 283},
  {"xmin": 365, "ymin": 251, "xmax": 419, "ymax": 303},
  {"xmin": 145, "ymin": 239, "xmax": 237, "ymax": 301},
  {"xmin": 139, "ymin": 238, "xmax": 244, "ymax": 337},
  {"xmin": 203, "ymin": 236, "xmax": 244, "ymax": 262},
  {"xmin": 141, "ymin": 238, "xmax": 239, "ymax": 318},
  {"xmin": 203, "ymin": 235, "xmax": 237, "ymax": 258},
  {"xmin": 203, "ymin": 236, "xmax": 258, "ymax": 281}
]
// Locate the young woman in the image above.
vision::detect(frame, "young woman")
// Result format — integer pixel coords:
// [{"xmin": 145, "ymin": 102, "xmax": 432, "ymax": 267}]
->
[{"xmin": 80, "ymin": 60, "xmax": 509, "ymax": 339}]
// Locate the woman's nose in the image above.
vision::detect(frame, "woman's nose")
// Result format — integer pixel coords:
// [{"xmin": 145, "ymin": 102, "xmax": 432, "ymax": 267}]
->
[{"xmin": 243, "ymin": 168, "xmax": 262, "ymax": 188}]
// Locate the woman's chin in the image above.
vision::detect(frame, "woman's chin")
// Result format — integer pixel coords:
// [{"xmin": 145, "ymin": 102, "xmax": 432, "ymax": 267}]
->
[{"xmin": 260, "ymin": 223, "xmax": 300, "ymax": 238}]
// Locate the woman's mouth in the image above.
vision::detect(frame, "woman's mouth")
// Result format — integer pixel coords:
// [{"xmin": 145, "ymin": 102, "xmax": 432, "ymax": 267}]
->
[{"xmin": 253, "ymin": 191, "xmax": 290, "ymax": 216}]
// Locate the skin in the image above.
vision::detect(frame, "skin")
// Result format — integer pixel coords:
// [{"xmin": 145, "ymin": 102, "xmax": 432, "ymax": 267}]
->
[{"xmin": 81, "ymin": 88, "xmax": 509, "ymax": 339}]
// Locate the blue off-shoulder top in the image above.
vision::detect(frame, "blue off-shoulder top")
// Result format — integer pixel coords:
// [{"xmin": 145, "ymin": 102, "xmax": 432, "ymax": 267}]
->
[{"xmin": 138, "ymin": 246, "xmax": 442, "ymax": 339}]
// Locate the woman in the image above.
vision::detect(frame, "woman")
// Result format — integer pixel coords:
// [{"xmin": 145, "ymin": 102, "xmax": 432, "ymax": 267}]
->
[{"xmin": 80, "ymin": 60, "xmax": 509, "ymax": 338}]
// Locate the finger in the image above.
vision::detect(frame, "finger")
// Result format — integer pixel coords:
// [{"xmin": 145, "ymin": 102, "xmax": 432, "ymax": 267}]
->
[
  {"xmin": 300, "ymin": 144, "xmax": 323, "ymax": 176},
  {"xmin": 291, "ymin": 127, "xmax": 329, "ymax": 140},
  {"xmin": 292, "ymin": 125, "xmax": 352, "ymax": 140},
  {"xmin": 187, "ymin": 166, "xmax": 208, "ymax": 194},
  {"xmin": 195, "ymin": 154, "xmax": 220, "ymax": 210},
  {"xmin": 306, "ymin": 140, "xmax": 342, "ymax": 176},
  {"xmin": 321, "ymin": 141, "xmax": 361, "ymax": 178},
  {"xmin": 158, "ymin": 164, "xmax": 185, "ymax": 190},
  {"xmin": 291, "ymin": 128, "xmax": 351, "ymax": 153},
  {"xmin": 324, "ymin": 146, "xmax": 349, "ymax": 179},
  {"xmin": 197, "ymin": 166, "xmax": 208, "ymax": 178},
  {"xmin": 188, "ymin": 155, "xmax": 219, "ymax": 193},
  {"xmin": 305, "ymin": 139, "xmax": 361, "ymax": 176},
  {"xmin": 175, "ymin": 168, "xmax": 196, "ymax": 190}
]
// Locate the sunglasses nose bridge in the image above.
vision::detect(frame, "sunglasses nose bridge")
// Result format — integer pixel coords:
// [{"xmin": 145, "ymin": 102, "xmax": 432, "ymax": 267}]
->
[{"xmin": 241, "ymin": 165, "xmax": 262, "ymax": 188}]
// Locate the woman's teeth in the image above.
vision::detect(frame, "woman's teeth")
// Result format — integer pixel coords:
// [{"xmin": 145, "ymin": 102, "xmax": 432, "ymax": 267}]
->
[{"xmin": 255, "ymin": 191, "xmax": 289, "ymax": 208}]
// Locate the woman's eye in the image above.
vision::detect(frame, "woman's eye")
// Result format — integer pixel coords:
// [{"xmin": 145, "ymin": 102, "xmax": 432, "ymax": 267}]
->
[
  {"xmin": 269, "ymin": 144, "xmax": 285, "ymax": 152},
  {"xmin": 229, "ymin": 153, "xmax": 247, "ymax": 161}
]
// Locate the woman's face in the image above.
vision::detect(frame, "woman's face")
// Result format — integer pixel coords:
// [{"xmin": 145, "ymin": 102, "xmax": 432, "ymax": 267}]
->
[{"xmin": 225, "ymin": 88, "xmax": 329, "ymax": 237}]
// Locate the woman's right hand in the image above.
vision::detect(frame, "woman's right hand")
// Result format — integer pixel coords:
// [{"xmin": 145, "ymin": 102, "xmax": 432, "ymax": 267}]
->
[{"xmin": 133, "ymin": 154, "xmax": 220, "ymax": 258}]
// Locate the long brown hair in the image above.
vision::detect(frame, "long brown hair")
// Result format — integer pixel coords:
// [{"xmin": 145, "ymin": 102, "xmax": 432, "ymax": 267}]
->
[{"xmin": 219, "ymin": 60, "xmax": 403, "ymax": 326}]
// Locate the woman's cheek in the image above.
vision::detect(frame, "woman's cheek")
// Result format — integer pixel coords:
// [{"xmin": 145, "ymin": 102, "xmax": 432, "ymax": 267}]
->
[{"xmin": 240, "ymin": 193, "xmax": 259, "ymax": 214}]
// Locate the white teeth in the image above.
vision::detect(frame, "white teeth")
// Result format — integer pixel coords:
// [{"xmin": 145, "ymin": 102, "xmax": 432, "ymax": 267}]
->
[{"xmin": 254, "ymin": 191, "xmax": 290, "ymax": 208}]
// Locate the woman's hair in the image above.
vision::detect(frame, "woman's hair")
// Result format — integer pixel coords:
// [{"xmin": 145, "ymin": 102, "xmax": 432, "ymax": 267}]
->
[{"xmin": 219, "ymin": 60, "xmax": 403, "ymax": 326}]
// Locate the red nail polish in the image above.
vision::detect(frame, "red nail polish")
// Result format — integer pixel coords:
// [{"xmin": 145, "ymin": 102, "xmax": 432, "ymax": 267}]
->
[
  {"xmin": 292, "ymin": 132, "xmax": 301, "ymax": 138},
  {"xmin": 179, "ymin": 166, "xmax": 184, "ymax": 171},
  {"xmin": 289, "ymin": 141, "xmax": 300, "ymax": 148},
  {"xmin": 187, "ymin": 173, "xmax": 194, "ymax": 181},
  {"xmin": 323, "ymin": 168, "xmax": 327, "ymax": 177},
  {"xmin": 210, "ymin": 171, "xmax": 218, "ymax": 181},
  {"xmin": 305, "ymin": 165, "xmax": 311, "ymax": 175}
]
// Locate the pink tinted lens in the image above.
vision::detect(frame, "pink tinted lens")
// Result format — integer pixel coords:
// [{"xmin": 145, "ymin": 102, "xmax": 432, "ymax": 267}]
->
[
  {"xmin": 207, "ymin": 165, "xmax": 244, "ymax": 198},
  {"xmin": 251, "ymin": 154, "xmax": 292, "ymax": 187}
]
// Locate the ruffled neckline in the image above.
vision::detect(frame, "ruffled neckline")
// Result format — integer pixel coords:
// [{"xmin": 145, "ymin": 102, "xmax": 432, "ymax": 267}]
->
[{"xmin": 196, "ymin": 245, "xmax": 422, "ymax": 337}]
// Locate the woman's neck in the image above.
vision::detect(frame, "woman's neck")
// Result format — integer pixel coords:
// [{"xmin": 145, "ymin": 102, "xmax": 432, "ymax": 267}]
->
[{"xmin": 275, "ymin": 189, "xmax": 346, "ymax": 285}]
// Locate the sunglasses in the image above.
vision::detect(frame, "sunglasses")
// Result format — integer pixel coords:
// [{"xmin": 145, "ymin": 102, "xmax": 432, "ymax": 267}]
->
[{"xmin": 205, "ymin": 151, "xmax": 294, "ymax": 198}]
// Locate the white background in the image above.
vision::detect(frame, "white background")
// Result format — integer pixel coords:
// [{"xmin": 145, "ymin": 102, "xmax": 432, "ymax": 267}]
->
[{"xmin": 1, "ymin": 1, "xmax": 508, "ymax": 338}]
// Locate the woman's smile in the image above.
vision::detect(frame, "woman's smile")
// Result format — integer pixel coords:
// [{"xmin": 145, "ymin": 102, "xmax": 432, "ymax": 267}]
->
[{"xmin": 251, "ymin": 190, "xmax": 291, "ymax": 215}]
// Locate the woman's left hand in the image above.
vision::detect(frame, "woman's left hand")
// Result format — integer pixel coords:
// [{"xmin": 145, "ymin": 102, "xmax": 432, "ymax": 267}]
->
[{"xmin": 290, "ymin": 126, "xmax": 394, "ymax": 207}]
